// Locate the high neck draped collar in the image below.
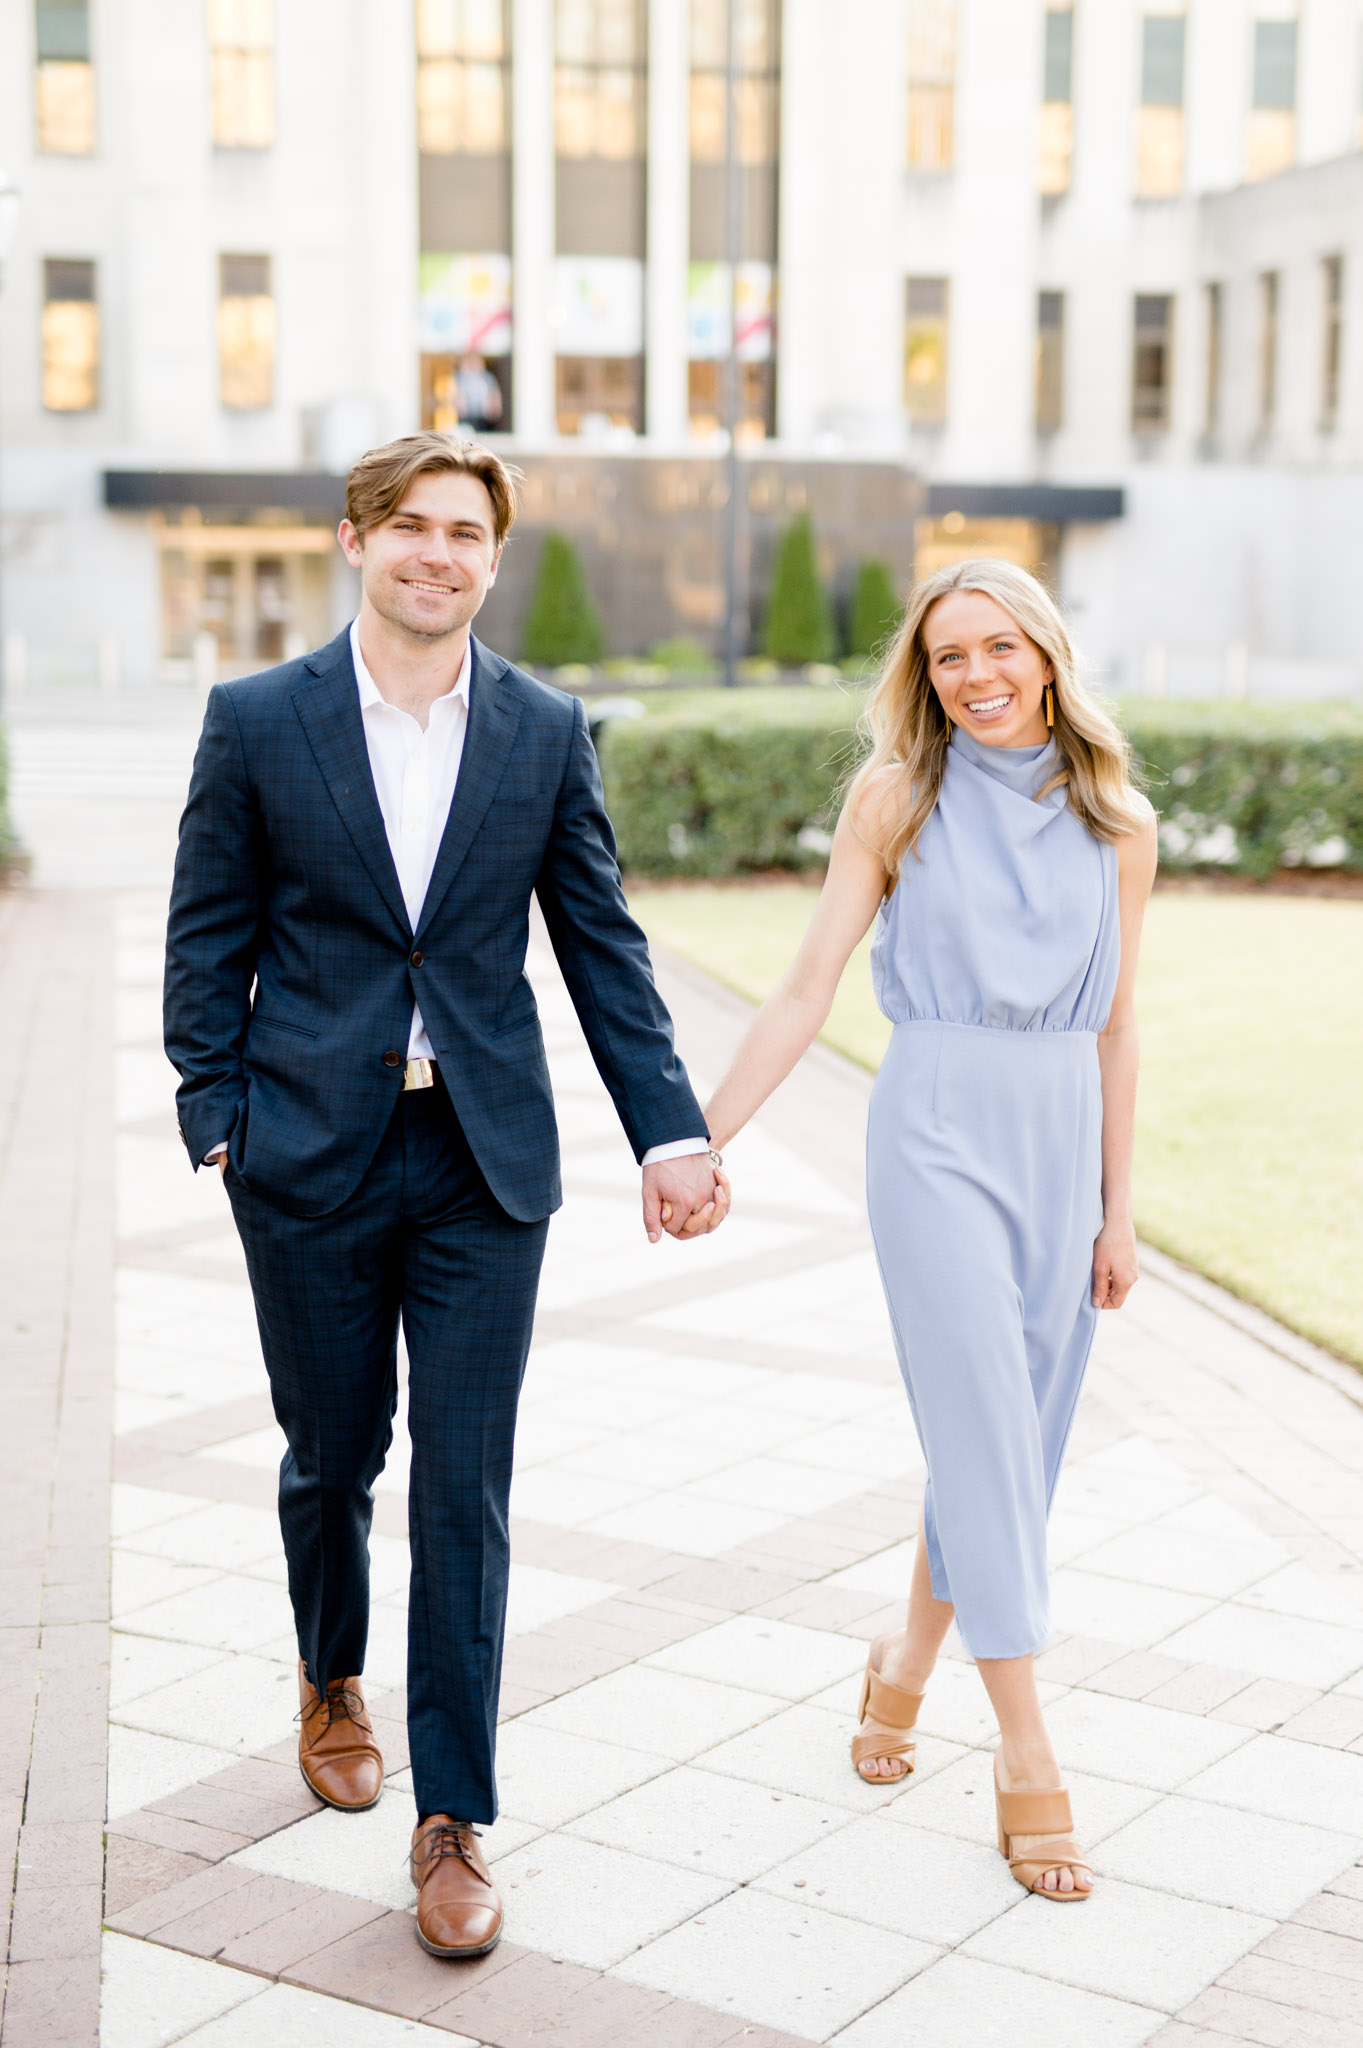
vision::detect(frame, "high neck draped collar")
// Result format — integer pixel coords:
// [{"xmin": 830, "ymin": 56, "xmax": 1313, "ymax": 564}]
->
[{"xmin": 950, "ymin": 727, "xmax": 1060, "ymax": 801}]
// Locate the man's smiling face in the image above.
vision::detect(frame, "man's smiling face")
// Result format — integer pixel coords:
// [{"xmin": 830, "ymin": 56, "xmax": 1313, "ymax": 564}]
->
[{"xmin": 339, "ymin": 470, "xmax": 502, "ymax": 643}]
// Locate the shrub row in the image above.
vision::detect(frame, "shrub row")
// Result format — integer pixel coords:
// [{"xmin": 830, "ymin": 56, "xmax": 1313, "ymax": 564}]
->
[{"xmin": 597, "ymin": 690, "xmax": 1363, "ymax": 880}]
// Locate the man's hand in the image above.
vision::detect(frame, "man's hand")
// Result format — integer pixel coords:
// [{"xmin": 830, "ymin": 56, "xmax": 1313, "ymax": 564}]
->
[
  {"xmin": 642, "ymin": 1155, "xmax": 730, "ymax": 1244},
  {"xmin": 217, "ymin": 1153, "xmax": 228, "ymax": 1177}
]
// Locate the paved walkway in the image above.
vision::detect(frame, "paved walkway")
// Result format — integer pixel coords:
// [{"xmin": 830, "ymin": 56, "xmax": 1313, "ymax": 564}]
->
[{"xmin": 5, "ymin": 704, "xmax": 1363, "ymax": 2048}]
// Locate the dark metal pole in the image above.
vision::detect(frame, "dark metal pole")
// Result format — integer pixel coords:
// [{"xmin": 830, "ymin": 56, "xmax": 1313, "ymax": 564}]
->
[{"xmin": 720, "ymin": 0, "xmax": 741, "ymax": 686}]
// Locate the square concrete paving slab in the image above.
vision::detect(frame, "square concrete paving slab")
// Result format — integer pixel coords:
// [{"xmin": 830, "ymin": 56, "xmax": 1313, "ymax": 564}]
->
[
  {"xmin": 566, "ymin": 1764, "xmax": 850, "ymax": 1881},
  {"xmin": 698, "ymin": 1700, "xmax": 968, "ymax": 1811},
  {"xmin": 1041, "ymin": 1687, "xmax": 1254, "ymax": 1790},
  {"xmin": 1157, "ymin": 1600, "xmax": 1363, "ymax": 1690},
  {"xmin": 1237, "ymin": 1561, "xmax": 1363, "ymax": 1629},
  {"xmin": 107, "ymin": 1725, "xmax": 241, "ymax": 1820},
  {"xmin": 109, "ymin": 1633, "xmax": 228, "ymax": 1712},
  {"xmin": 100, "ymin": 1931, "xmax": 266, "ymax": 2048},
  {"xmin": 1048, "ymin": 1568, "xmax": 1216, "ymax": 1650},
  {"xmin": 1076, "ymin": 1522, "xmax": 1289, "ymax": 1600},
  {"xmin": 503, "ymin": 1562, "xmax": 623, "ymax": 1635},
  {"xmin": 120, "ymin": 1501, "xmax": 285, "ymax": 1573},
  {"xmin": 582, "ymin": 1488, "xmax": 790, "ymax": 1556},
  {"xmin": 115, "ymin": 1569, "xmax": 297, "ymax": 1652},
  {"xmin": 616, "ymin": 1883, "xmax": 939, "ymax": 2041},
  {"xmin": 495, "ymin": 1720, "xmax": 674, "ymax": 1827},
  {"xmin": 1182, "ymin": 1730, "xmax": 1363, "ymax": 1832},
  {"xmin": 490, "ymin": 1830, "xmax": 729, "ymax": 1970},
  {"xmin": 111, "ymin": 1652, "xmax": 297, "ymax": 1755},
  {"xmin": 111, "ymin": 1554, "xmax": 219, "ymax": 1621},
  {"xmin": 1096, "ymin": 1793, "xmax": 1362, "ymax": 1918},
  {"xmin": 961, "ymin": 1878, "xmax": 1273, "ymax": 2012},
  {"xmin": 520, "ymin": 1662, "xmax": 784, "ymax": 1760},
  {"xmin": 755, "ymin": 1810, "xmax": 1021, "ymax": 1948},
  {"xmin": 173, "ymin": 1980, "xmax": 472, "ymax": 2045},
  {"xmin": 828, "ymin": 1952, "xmax": 1164, "ymax": 2048},
  {"xmin": 643, "ymin": 1616, "xmax": 867, "ymax": 1702},
  {"xmin": 111, "ymin": 1485, "xmax": 207, "ymax": 1540}
]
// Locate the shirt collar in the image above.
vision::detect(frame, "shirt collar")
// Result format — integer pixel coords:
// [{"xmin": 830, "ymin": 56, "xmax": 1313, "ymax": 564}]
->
[{"xmin": 350, "ymin": 618, "xmax": 472, "ymax": 716}]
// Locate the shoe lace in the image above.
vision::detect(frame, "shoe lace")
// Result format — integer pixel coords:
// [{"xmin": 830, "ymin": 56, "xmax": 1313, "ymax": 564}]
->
[
  {"xmin": 297, "ymin": 1681, "xmax": 368, "ymax": 1731},
  {"xmin": 416, "ymin": 1820, "xmax": 483, "ymax": 1874}
]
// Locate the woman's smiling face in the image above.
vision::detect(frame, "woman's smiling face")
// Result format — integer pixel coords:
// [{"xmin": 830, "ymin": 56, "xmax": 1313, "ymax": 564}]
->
[{"xmin": 922, "ymin": 588, "xmax": 1053, "ymax": 747}]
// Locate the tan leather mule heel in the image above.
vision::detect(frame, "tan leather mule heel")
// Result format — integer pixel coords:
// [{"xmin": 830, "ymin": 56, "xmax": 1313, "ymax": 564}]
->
[
  {"xmin": 993, "ymin": 1770, "xmax": 1094, "ymax": 1901},
  {"xmin": 850, "ymin": 1635, "xmax": 925, "ymax": 1780}
]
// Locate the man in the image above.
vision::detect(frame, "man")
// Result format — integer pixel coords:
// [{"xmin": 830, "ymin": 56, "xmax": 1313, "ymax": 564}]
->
[{"xmin": 164, "ymin": 434, "xmax": 724, "ymax": 1959}]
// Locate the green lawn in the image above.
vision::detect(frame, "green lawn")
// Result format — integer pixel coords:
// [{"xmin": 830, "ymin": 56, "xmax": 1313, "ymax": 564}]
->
[{"xmin": 627, "ymin": 880, "xmax": 1363, "ymax": 1370}]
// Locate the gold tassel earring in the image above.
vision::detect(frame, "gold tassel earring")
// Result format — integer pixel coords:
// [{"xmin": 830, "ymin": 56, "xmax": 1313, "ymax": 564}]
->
[{"xmin": 1044, "ymin": 680, "xmax": 1055, "ymax": 729}]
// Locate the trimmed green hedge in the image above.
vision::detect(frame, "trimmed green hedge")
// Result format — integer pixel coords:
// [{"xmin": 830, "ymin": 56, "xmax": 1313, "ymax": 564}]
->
[
  {"xmin": 1120, "ymin": 701, "xmax": 1363, "ymax": 879},
  {"xmin": 599, "ymin": 688, "xmax": 862, "ymax": 877},
  {"xmin": 0, "ymin": 723, "xmax": 15, "ymax": 870},
  {"xmin": 597, "ymin": 690, "xmax": 1363, "ymax": 879}
]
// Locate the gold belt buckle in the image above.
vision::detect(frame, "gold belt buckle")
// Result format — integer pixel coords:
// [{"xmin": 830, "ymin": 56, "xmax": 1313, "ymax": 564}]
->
[{"xmin": 402, "ymin": 1057, "xmax": 434, "ymax": 1092}]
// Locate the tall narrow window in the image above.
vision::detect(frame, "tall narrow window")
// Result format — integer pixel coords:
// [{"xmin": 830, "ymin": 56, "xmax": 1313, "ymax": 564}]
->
[
  {"xmin": 1039, "ymin": 7, "xmax": 1074, "ymax": 196},
  {"xmin": 1132, "ymin": 293, "xmax": 1173, "ymax": 431},
  {"xmin": 1136, "ymin": 12, "xmax": 1185, "ymax": 197},
  {"xmin": 1321, "ymin": 256, "xmax": 1344, "ymax": 432},
  {"xmin": 1259, "ymin": 270, "xmax": 1279, "ymax": 429},
  {"xmin": 907, "ymin": 0, "xmax": 955, "ymax": 172},
  {"xmin": 42, "ymin": 258, "xmax": 98, "ymax": 410},
  {"xmin": 1204, "ymin": 281, "xmax": 1223, "ymax": 437},
  {"xmin": 417, "ymin": 0, "xmax": 513, "ymax": 432},
  {"xmin": 219, "ymin": 253, "xmax": 275, "ymax": 409},
  {"xmin": 904, "ymin": 278, "xmax": 949, "ymax": 426},
  {"xmin": 1247, "ymin": 12, "xmax": 1297, "ymax": 180},
  {"xmin": 1036, "ymin": 290, "xmax": 1064, "ymax": 434},
  {"xmin": 553, "ymin": 0, "xmax": 647, "ymax": 435},
  {"xmin": 35, "ymin": 0, "xmax": 95, "ymax": 154},
  {"xmin": 211, "ymin": 0, "xmax": 274, "ymax": 147},
  {"xmin": 687, "ymin": 0, "xmax": 780, "ymax": 443}
]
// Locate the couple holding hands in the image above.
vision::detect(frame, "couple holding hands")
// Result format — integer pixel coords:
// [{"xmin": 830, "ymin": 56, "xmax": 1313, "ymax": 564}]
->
[{"xmin": 164, "ymin": 434, "xmax": 1155, "ymax": 1959}]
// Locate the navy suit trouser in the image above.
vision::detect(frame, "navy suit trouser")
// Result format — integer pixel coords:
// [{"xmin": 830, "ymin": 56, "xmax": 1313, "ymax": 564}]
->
[{"xmin": 225, "ymin": 1075, "xmax": 549, "ymax": 1824}]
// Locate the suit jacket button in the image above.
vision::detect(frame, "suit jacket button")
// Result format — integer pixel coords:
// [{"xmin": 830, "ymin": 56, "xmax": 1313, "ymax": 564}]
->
[
  {"xmin": 410, "ymin": 950, "xmax": 424, "ymax": 967},
  {"xmin": 383, "ymin": 1050, "xmax": 402, "ymax": 1068}
]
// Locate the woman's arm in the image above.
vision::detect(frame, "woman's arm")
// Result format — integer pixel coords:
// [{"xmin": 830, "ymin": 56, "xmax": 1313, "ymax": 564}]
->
[
  {"xmin": 704, "ymin": 776, "xmax": 895, "ymax": 1150},
  {"xmin": 1092, "ymin": 806, "xmax": 1159, "ymax": 1309}
]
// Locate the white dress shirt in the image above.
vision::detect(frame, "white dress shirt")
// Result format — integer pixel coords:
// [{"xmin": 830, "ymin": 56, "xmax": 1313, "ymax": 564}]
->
[{"xmin": 208, "ymin": 623, "xmax": 706, "ymax": 1167}]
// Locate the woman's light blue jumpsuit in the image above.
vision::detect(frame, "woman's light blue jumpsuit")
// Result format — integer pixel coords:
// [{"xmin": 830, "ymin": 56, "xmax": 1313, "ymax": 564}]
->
[{"xmin": 865, "ymin": 728, "xmax": 1122, "ymax": 1659}]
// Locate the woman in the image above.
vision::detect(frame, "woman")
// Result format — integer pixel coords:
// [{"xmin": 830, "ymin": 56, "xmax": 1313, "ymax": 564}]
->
[{"xmin": 703, "ymin": 559, "xmax": 1157, "ymax": 1901}]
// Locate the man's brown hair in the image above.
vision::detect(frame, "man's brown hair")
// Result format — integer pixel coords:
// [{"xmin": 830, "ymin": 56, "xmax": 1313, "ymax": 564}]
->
[{"xmin": 344, "ymin": 432, "xmax": 522, "ymax": 547}]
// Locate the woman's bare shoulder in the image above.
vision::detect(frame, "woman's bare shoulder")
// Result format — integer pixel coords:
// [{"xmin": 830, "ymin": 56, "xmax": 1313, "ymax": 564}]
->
[{"xmin": 846, "ymin": 764, "xmax": 910, "ymax": 854}]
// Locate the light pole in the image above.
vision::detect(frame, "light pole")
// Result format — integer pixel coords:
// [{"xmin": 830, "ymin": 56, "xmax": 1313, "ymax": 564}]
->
[
  {"xmin": 720, "ymin": 0, "xmax": 741, "ymax": 686},
  {"xmin": 0, "ymin": 168, "xmax": 21, "ymax": 718}
]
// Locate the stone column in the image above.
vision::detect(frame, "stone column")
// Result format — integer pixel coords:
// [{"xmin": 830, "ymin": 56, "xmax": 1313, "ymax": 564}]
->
[
  {"xmin": 645, "ymin": 0, "xmax": 691, "ymax": 442},
  {"xmin": 512, "ymin": 0, "xmax": 556, "ymax": 440}
]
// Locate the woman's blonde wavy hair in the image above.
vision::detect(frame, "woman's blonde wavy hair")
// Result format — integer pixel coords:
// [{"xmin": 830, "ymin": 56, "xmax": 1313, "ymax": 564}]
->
[{"xmin": 848, "ymin": 556, "xmax": 1148, "ymax": 875}]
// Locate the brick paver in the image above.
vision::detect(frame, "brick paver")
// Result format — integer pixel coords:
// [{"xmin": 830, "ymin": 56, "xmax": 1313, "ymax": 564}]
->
[{"xmin": 6, "ymin": 710, "xmax": 1363, "ymax": 2045}]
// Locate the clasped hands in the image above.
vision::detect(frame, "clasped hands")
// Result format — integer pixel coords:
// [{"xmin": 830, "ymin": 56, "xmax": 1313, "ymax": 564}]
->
[{"xmin": 642, "ymin": 1153, "xmax": 731, "ymax": 1245}]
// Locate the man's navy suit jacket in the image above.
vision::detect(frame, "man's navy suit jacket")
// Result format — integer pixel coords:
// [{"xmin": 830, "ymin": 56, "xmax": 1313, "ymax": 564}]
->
[{"xmin": 163, "ymin": 626, "xmax": 706, "ymax": 1221}]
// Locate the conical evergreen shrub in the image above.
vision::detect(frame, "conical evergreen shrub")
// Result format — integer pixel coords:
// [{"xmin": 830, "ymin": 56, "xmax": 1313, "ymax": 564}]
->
[
  {"xmin": 848, "ymin": 559, "xmax": 902, "ymax": 659},
  {"xmin": 762, "ymin": 514, "xmax": 836, "ymax": 666},
  {"xmin": 521, "ymin": 530, "xmax": 606, "ymax": 667}
]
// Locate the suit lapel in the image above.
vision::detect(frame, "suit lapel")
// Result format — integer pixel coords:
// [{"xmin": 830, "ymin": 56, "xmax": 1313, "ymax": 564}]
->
[
  {"xmin": 415, "ymin": 638, "xmax": 523, "ymax": 940},
  {"xmin": 291, "ymin": 630, "xmax": 412, "ymax": 937}
]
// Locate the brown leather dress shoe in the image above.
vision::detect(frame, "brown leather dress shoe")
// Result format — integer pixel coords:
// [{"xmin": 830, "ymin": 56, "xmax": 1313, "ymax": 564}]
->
[
  {"xmin": 410, "ymin": 1815, "xmax": 504, "ymax": 1957},
  {"xmin": 297, "ymin": 1660, "xmax": 384, "ymax": 1811}
]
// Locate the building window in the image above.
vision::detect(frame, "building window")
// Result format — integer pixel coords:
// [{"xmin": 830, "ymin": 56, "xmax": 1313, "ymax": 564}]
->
[
  {"xmin": 210, "ymin": 0, "xmax": 274, "ymax": 147},
  {"xmin": 1036, "ymin": 290, "xmax": 1064, "ymax": 434},
  {"xmin": 1132, "ymin": 292, "xmax": 1173, "ymax": 431},
  {"xmin": 1038, "ymin": 7, "xmax": 1074, "ymax": 196},
  {"xmin": 907, "ymin": 0, "xmax": 955, "ymax": 172},
  {"xmin": 35, "ymin": 0, "xmax": 95, "ymax": 154},
  {"xmin": 1259, "ymin": 270, "xmax": 1279, "ymax": 430},
  {"xmin": 219, "ymin": 253, "xmax": 275, "ymax": 409},
  {"xmin": 417, "ymin": 0, "xmax": 513, "ymax": 432},
  {"xmin": 1136, "ymin": 12, "xmax": 1184, "ymax": 197},
  {"xmin": 417, "ymin": 0, "xmax": 507, "ymax": 151},
  {"xmin": 1204, "ymin": 281, "xmax": 1222, "ymax": 437},
  {"xmin": 42, "ymin": 258, "xmax": 98, "ymax": 411},
  {"xmin": 554, "ymin": 0, "xmax": 647, "ymax": 435},
  {"xmin": 1321, "ymin": 256, "xmax": 1344, "ymax": 432},
  {"xmin": 687, "ymin": 0, "xmax": 780, "ymax": 443},
  {"xmin": 1247, "ymin": 12, "xmax": 1296, "ymax": 181},
  {"xmin": 904, "ymin": 277, "xmax": 949, "ymax": 426}
]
